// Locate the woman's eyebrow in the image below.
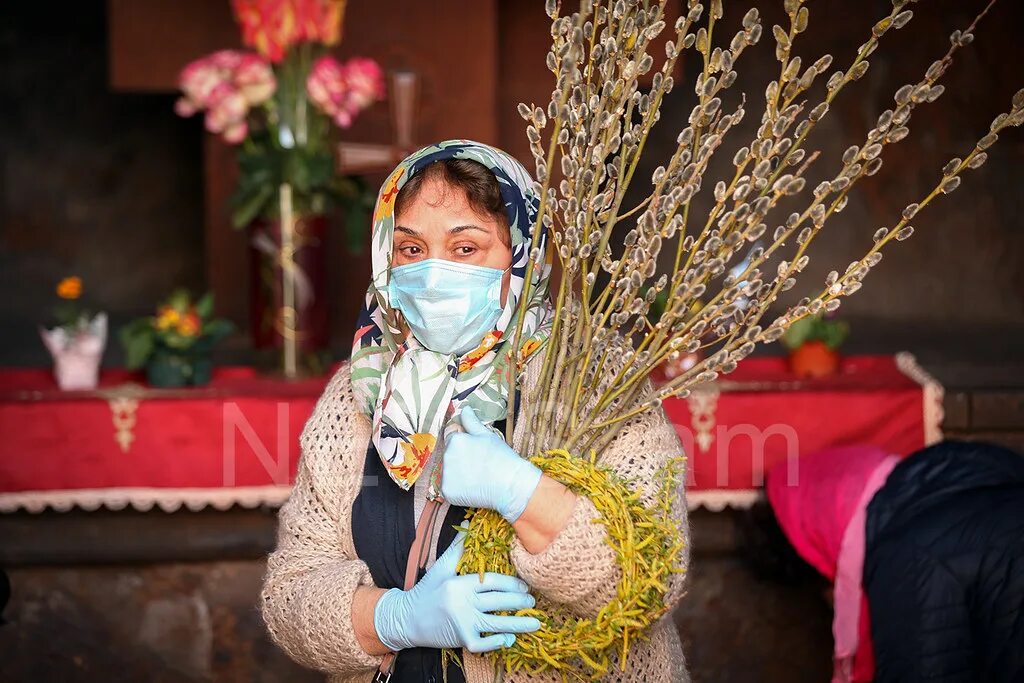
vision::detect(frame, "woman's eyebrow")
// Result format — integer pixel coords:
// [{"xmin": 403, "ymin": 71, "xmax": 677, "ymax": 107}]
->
[
  {"xmin": 449, "ymin": 225, "xmax": 488, "ymax": 235},
  {"xmin": 394, "ymin": 225, "xmax": 421, "ymax": 236}
]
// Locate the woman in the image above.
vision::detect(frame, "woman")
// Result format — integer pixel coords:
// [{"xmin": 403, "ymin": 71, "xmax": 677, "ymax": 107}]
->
[
  {"xmin": 260, "ymin": 140, "xmax": 690, "ymax": 682},
  {"xmin": 742, "ymin": 441, "xmax": 1024, "ymax": 683}
]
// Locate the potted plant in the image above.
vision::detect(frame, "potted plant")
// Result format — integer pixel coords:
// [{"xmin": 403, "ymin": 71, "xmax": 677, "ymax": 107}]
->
[
  {"xmin": 782, "ymin": 314, "xmax": 850, "ymax": 379},
  {"xmin": 173, "ymin": 0, "xmax": 384, "ymax": 372},
  {"xmin": 40, "ymin": 277, "xmax": 107, "ymax": 390},
  {"xmin": 120, "ymin": 290, "xmax": 235, "ymax": 388}
]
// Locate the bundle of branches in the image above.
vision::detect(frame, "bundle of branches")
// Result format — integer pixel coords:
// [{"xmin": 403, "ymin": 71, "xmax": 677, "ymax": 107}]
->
[{"xmin": 458, "ymin": 0, "xmax": 1023, "ymax": 678}]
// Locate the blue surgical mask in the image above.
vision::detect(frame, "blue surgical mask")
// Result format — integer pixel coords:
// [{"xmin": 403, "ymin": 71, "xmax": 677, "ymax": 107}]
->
[{"xmin": 387, "ymin": 258, "xmax": 508, "ymax": 356}]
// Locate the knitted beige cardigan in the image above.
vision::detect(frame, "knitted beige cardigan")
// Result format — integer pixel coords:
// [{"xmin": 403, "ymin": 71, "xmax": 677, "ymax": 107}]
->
[{"xmin": 260, "ymin": 344, "xmax": 691, "ymax": 682}]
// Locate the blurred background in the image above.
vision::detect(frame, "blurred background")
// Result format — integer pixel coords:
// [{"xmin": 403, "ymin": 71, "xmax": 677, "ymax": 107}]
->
[{"xmin": 0, "ymin": 0, "xmax": 1021, "ymax": 681}]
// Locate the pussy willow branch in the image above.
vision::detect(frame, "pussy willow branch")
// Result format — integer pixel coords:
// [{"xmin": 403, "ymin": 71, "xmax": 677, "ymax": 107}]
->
[
  {"xmin": 584, "ymin": 0, "xmax": 987, "ymax": 423},
  {"xmin": 505, "ymin": 0, "xmax": 584, "ymax": 445},
  {"xmin": 516, "ymin": 0, "xmax": 1019, "ymax": 459},
  {"xmin": 553, "ymin": 1, "xmax": 667, "ymax": 447}
]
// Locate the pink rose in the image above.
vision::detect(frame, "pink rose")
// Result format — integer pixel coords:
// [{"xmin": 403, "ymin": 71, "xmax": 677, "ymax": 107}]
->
[
  {"xmin": 175, "ymin": 50, "xmax": 276, "ymax": 144},
  {"xmin": 179, "ymin": 61, "xmax": 226, "ymax": 106},
  {"xmin": 223, "ymin": 121, "xmax": 249, "ymax": 144},
  {"xmin": 235, "ymin": 54, "xmax": 277, "ymax": 106},
  {"xmin": 205, "ymin": 84, "xmax": 248, "ymax": 135},
  {"xmin": 306, "ymin": 55, "xmax": 384, "ymax": 129},
  {"xmin": 342, "ymin": 57, "xmax": 385, "ymax": 111},
  {"xmin": 306, "ymin": 56, "xmax": 344, "ymax": 110}
]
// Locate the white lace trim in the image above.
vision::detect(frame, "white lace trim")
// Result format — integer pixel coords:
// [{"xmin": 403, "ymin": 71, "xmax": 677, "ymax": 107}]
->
[
  {"xmin": 686, "ymin": 489, "xmax": 760, "ymax": 511},
  {"xmin": 0, "ymin": 485, "xmax": 293, "ymax": 514},
  {"xmin": 0, "ymin": 484, "xmax": 756, "ymax": 513},
  {"xmin": 894, "ymin": 351, "xmax": 945, "ymax": 446}
]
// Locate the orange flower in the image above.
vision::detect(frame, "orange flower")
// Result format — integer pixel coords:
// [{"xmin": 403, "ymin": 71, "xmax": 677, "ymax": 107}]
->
[
  {"xmin": 233, "ymin": 0, "xmax": 299, "ymax": 63},
  {"xmin": 293, "ymin": 0, "xmax": 347, "ymax": 45},
  {"xmin": 177, "ymin": 309, "xmax": 202, "ymax": 337},
  {"xmin": 519, "ymin": 337, "xmax": 542, "ymax": 361},
  {"xmin": 392, "ymin": 432, "xmax": 436, "ymax": 481},
  {"xmin": 318, "ymin": 0, "xmax": 346, "ymax": 45},
  {"xmin": 232, "ymin": 0, "xmax": 347, "ymax": 62},
  {"xmin": 375, "ymin": 165, "xmax": 405, "ymax": 224},
  {"xmin": 458, "ymin": 331, "xmax": 503, "ymax": 373},
  {"xmin": 56, "ymin": 276, "xmax": 82, "ymax": 300},
  {"xmin": 155, "ymin": 305, "xmax": 181, "ymax": 331}
]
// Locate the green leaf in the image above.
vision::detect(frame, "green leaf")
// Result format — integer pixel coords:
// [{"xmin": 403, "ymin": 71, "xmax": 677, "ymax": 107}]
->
[
  {"xmin": 167, "ymin": 288, "xmax": 192, "ymax": 310},
  {"xmin": 202, "ymin": 318, "xmax": 235, "ymax": 342},
  {"xmin": 120, "ymin": 320, "xmax": 155, "ymax": 369},
  {"xmin": 781, "ymin": 316, "xmax": 815, "ymax": 350},
  {"xmin": 164, "ymin": 330, "xmax": 193, "ymax": 350},
  {"xmin": 232, "ymin": 184, "xmax": 276, "ymax": 229},
  {"xmin": 195, "ymin": 292, "xmax": 215, "ymax": 319},
  {"xmin": 821, "ymin": 319, "xmax": 850, "ymax": 349},
  {"xmin": 782, "ymin": 314, "xmax": 850, "ymax": 350}
]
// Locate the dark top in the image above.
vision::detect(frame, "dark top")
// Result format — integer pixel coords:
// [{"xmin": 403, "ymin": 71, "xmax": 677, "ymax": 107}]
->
[
  {"xmin": 864, "ymin": 440, "xmax": 1024, "ymax": 683},
  {"xmin": 351, "ymin": 439, "xmax": 471, "ymax": 683}
]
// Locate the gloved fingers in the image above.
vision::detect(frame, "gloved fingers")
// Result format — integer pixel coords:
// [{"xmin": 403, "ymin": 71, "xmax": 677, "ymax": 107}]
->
[
  {"xmin": 478, "ymin": 613, "xmax": 543, "ymax": 634},
  {"xmin": 458, "ymin": 405, "xmax": 491, "ymax": 436},
  {"xmin": 425, "ymin": 530, "xmax": 467, "ymax": 579},
  {"xmin": 473, "ymin": 590, "xmax": 536, "ymax": 614},
  {"xmin": 461, "ymin": 571, "xmax": 530, "ymax": 594},
  {"xmin": 465, "ymin": 632, "xmax": 516, "ymax": 654}
]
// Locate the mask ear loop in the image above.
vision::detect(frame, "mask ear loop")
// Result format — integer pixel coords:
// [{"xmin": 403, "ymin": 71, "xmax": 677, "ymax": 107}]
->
[{"xmin": 495, "ymin": 260, "xmax": 517, "ymax": 311}]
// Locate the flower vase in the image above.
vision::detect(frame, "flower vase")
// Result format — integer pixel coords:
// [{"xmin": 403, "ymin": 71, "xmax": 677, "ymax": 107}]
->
[
  {"xmin": 248, "ymin": 199, "xmax": 330, "ymax": 376},
  {"xmin": 40, "ymin": 313, "xmax": 108, "ymax": 390}
]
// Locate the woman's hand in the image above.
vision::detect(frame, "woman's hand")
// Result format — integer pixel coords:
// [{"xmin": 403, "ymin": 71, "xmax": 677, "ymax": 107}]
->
[
  {"xmin": 373, "ymin": 527, "xmax": 541, "ymax": 653},
  {"xmin": 441, "ymin": 406, "xmax": 543, "ymax": 523},
  {"xmin": 442, "ymin": 406, "xmax": 578, "ymax": 553}
]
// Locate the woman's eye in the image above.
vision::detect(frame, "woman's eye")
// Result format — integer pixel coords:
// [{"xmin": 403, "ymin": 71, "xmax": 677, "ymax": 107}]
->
[
  {"xmin": 400, "ymin": 245, "xmax": 422, "ymax": 256},
  {"xmin": 456, "ymin": 246, "xmax": 476, "ymax": 256}
]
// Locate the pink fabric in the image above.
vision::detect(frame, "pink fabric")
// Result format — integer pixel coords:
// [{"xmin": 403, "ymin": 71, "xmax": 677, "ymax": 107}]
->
[
  {"xmin": 766, "ymin": 445, "xmax": 899, "ymax": 683},
  {"xmin": 832, "ymin": 454, "xmax": 899, "ymax": 682},
  {"xmin": 655, "ymin": 354, "xmax": 933, "ymax": 492}
]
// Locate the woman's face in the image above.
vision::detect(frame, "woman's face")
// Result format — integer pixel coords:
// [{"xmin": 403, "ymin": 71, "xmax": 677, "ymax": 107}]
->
[{"xmin": 393, "ymin": 177, "xmax": 514, "ymax": 305}]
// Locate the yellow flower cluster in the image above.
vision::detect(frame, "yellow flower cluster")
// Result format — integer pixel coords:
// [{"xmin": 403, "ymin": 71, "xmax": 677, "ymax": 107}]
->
[{"xmin": 155, "ymin": 305, "xmax": 202, "ymax": 338}]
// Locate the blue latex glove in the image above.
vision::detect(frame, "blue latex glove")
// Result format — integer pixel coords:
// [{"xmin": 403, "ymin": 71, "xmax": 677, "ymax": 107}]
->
[
  {"xmin": 441, "ymin": 406, "xmax": 544, "ymax": 523},
  {"xmin": 373, "ymin": 525, "xmax": 542, "ymax": 653}
]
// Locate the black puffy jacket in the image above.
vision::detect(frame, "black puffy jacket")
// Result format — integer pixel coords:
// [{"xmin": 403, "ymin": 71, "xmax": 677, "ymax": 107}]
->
[{"xmin": 864, "ymin": 440, "xmax": 1024, "ymax": 683}]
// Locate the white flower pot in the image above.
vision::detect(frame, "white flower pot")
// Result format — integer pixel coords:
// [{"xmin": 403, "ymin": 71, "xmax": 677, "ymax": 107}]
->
[{"xmin": 40, "ymin": 313, "xmax": 107, "ymax": 390}]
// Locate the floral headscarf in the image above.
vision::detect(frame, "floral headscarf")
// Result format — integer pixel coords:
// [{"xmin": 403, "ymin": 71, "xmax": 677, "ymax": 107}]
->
[{"xmin": 350, "ymin": 140, "xmax": 553, "ymax": 492}]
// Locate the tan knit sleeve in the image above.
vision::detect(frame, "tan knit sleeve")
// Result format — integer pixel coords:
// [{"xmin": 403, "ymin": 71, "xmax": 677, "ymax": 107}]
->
[
  {"xmin": 260, "ymin": 366, "xmax": 383, "ymax": 676},
  {"xmin": 509, "ymin": 382, "xmax": 690, "ymax": 620}
]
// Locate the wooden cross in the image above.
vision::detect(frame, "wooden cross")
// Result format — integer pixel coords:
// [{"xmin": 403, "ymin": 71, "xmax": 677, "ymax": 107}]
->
[{"xmin": 337, "ymin": 70, "xmax": 420, "ymax": 174}]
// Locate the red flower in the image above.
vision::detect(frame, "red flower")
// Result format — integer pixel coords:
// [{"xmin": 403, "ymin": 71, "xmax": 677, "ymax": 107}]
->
[{"xmin": 232, "ymin": 0, "xmax": 347, "ymax": 63}]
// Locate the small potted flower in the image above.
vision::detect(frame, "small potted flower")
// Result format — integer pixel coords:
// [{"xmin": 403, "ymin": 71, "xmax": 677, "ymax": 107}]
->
[
  {"xmin": 782, "ymin": 314, "xmax": 850, "ymax": 379},
  {"xmin": 40, "ymin": 276, "xmax": 107, "ymax": 390},
  {"xmin": 120, "ymin": 290, "xmax": 235, "ymax": 388}
]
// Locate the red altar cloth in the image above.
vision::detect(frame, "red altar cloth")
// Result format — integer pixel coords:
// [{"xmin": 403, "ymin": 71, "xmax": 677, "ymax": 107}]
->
[
  {"xmin": 0, "ymin": 366, "xmax": 330, "ymax": 512},
  {"xmin": 0, "ymin": 354, "xmax": 942, "ymax": 513},
  {"xmin": 654, "ymin": 353, "xmax": 943, "ymax": 510}
]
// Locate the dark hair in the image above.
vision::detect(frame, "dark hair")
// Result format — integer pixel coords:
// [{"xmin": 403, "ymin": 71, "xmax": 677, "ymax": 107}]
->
[
  {"xmin": 394, "ymin": 158, "xmax": 511, "ymax": 247},
  {"xmin": 734, "ymin": 499, "xmax": 826, "ymax": 587}
]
